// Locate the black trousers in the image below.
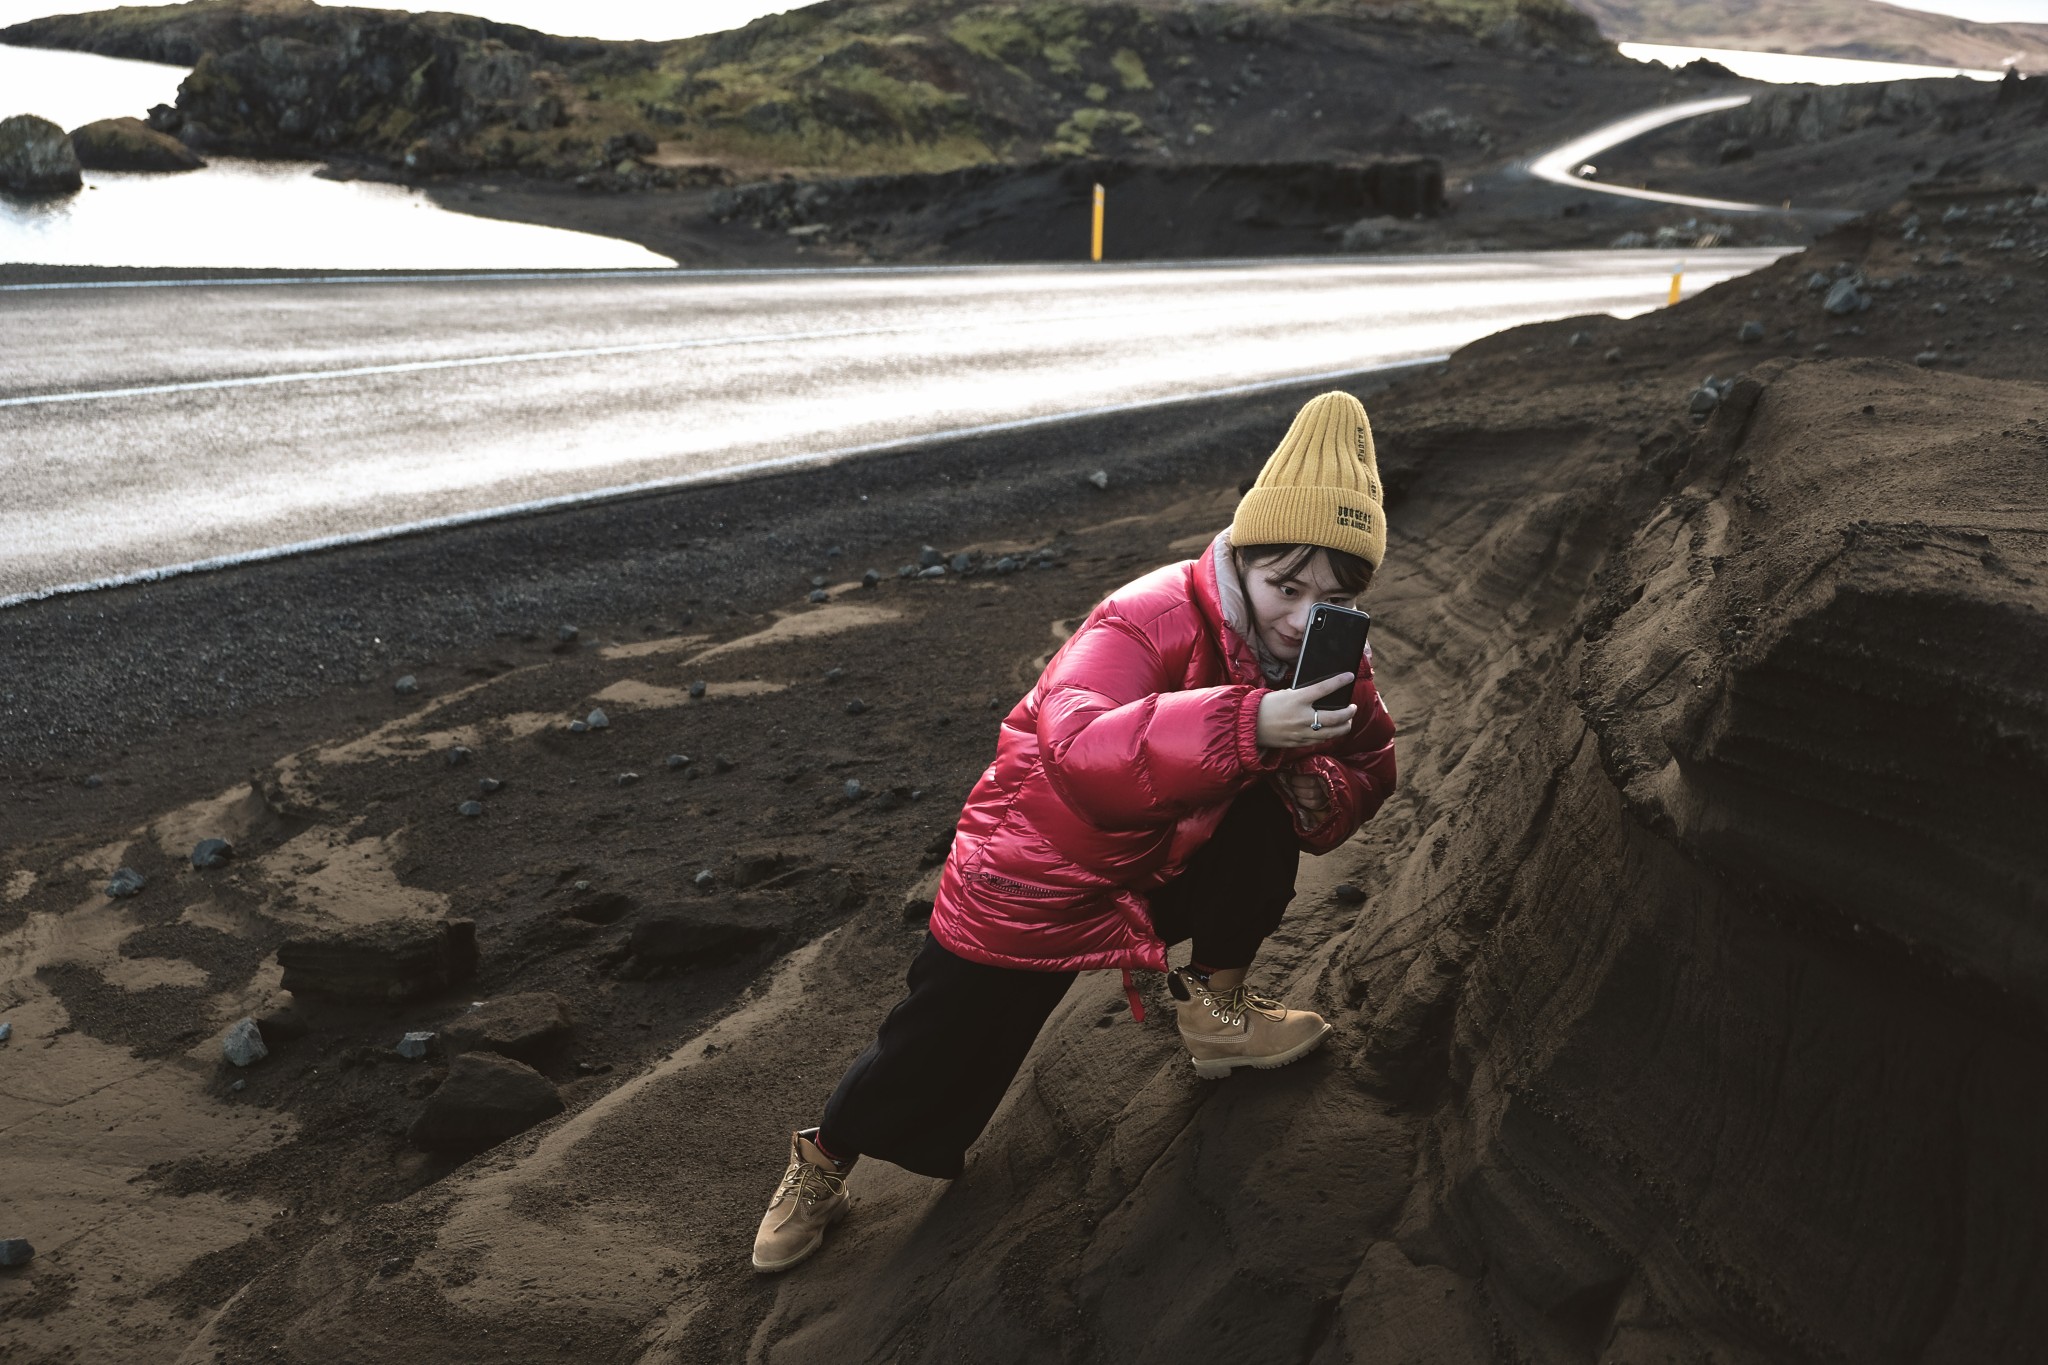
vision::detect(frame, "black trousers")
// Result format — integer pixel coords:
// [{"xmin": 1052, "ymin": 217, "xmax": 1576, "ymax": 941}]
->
[{"xmin": 820, "ymin": 782, "xmax": 1298, "ymax": 1177}]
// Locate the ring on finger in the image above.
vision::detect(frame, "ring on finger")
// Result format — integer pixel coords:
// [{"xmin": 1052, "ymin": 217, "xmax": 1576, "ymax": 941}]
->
[{"xmin": 1309, "ymin": 712, "xmax": 1323, "ymax": 732}]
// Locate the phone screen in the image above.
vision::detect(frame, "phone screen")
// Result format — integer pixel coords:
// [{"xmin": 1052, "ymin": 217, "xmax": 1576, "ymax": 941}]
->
[{"xmin": 1290, "ymin": 603, "xmax": 1372, "ymax": 710}]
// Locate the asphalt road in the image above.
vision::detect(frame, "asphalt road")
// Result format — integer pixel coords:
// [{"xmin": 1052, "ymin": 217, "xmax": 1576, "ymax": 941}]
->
[{"xmin": 1, "ymin": 248, "xmax": 1789, "ymax": 602}]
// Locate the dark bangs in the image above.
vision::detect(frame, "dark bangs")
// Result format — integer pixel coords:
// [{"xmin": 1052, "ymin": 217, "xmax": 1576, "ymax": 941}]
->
[{"xmin": 1238, "ymin": 542, "xmax": 1374, "ymax": 595}]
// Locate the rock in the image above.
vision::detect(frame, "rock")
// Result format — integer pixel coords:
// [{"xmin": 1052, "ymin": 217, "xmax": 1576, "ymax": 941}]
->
[
  {"xmin": 846, "ymin": 698, "xmax": 868, "ymax": 715},
  {"xmin": 950, "ymin": 552, "xmax": 973, "ymax": 574},
  {"xmin": 809, "ymin": 589, "xmax": 829, "ymax": 603},
  {"xmin": 222, "ymin": 1017, "xmax": 269, "ymax": 1067},
  {"xmin": 1087, "ymin": 470, "xmax": 1111, "ymax": 489},
  {"xmin": 1931, "ymin": 301, "xmax": 1949, "ymax": 316},
  {"xmin": 901, "ymin": 867, "xmax": 942, "ymax": 924},
  {"xmin": 85, "ymin": 774, "xmax": 103, "ymax": 789},
  {"xmin": 255, "ymin": 1005, "xmax": 308, "ymax": 1045},
  {"xmin": 823, "ymin": 667, "xmax": 846, "ymax": 684},
  {"xmin": 457, "ymin": 800, "xmax": 484, "ymax": 817},
  {"xmin": 713, "ymin": 755, "xmax": 736, "ymax": 773},
  {"xmin": 1333, "ymin": 883, "xmax": 1367, "ymax": 905},
  {"xmin": 106, "ymin": 867, "xmax": 146, "ymax": 898},
  {"xmin": 694, "ymin": 869, "xmax": 716, "ymax": 888},
  {"xmin": 406, "ymin": 1052, "xmax": 563, "ymax": 1155},
  {"xmin": 730, "ymin": 851, "xmax": 791, "ymax": 887},
  {"xmin": 478, "ymin": 777, "xmax": 504, "ymax": 794},
  {"xmin": 395, "ymin": 1030, "xmax": 434, "ymax": 1060},
  {"xmin": 862, "ymin": 569, "xmax": 880, "ymax": 588},
  {"xmin": 1915, "ymin": 350, "xmax": 1940, "ymax": 367},
  {"xmin": 1806, "ymin": 271, "xmax": 1831, "ymax": 291},
  {"xmin": 1687, "ymin": 386, "xmax": 1721, "ymax": 417},
  {"xmin": 229, "ymin": 1079, "xmax": 246, "ymax": 1093},
  {"xmin": 1823, "ymin": 279, "xmax": 1870, "ymax": 316},
  {"xmin": 616, "ymin": 772, "xmax": 640, "ymax": 787},
  {"xmin": 557, "ymin": 624, "xmax": 579, "ymax": 643},
  {"xmin": 618, "ymin": 916, "xmax": 777, "ymax": 977},
  {"xmin": 277, "ymin": 918, "xmax": 477, "ymax": 1003},
  {"xmin": 1569, "ymin": 330, "xmax": 1591, "ymax": 348},
  {"xmin": 0, "ymin": 1238, "xmax": 33, "ymax": 1268},
  {"xmin": 1812, "ymin": 342, "xmax": 1832, "ymax": 355},
  {"xmin": 586, "ymin": 708, "xmax": 610, "ymax": 730},
  {"xmin": 569, "ymin": 720, "xmax": 588, "ymax": 733},
  {"xmin": 810, "ymin": 575, "xmax": 827, "ymax": 588},
  {"xmin": 0, "ymin": 114, "xmax": 81, "ymax": 195},
  {"xmin": 918, "ymin": 545, "xmax": 944, "ymax": 568},
  {"xmin": 844, "ymin": 779, "xmax": 865, "ymax": 800},
  {"xmin": 0, "ymin": 1021, "xmax": 11, "ymax": 1043},
  {"xmin": 1737, "ymin": 320, "xmax": 1765, "ymax": 343},
  {"xmin": 688, "ymin": 680, "xmax": 707, "ymax": 698},
  {"xmin": 664, "ymin": 754, "xmax": 690, "ymax": 770},
  {"xmin": 190, "ymin": 838, "xmax": 234, "ymax": 869},
  {"xmin": 68, "ymin": 116, "xmax": 204, "ymax": 171},
  {"xmin": 446, "ymin": 745, "xmax": 473, "ymax": 767},
  {"xmin": 918, "ymin": 565, "xmax": 946, "ymax": 579},
  {"xmin": 1604, "ymin": 347, "xmax": 1622, "ymax": 363},
  {"xmin": 443, "ymin": 992, "xmax": 571, "ymax": 1061},
  {"xmin": 995, "ymin": 555, "xmax": 1020, "ymax": 573},
  {"xmin": 394, "ymin": 675, "xmax": 419, "ymax": 695},
  {"xmin": 568, "ymin": 890, "xmax": 634, "ymax": 924}
]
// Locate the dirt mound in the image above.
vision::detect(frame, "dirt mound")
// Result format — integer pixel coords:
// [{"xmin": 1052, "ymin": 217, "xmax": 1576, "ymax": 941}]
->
[{"xmin": 707, "ymin": 156, "xmax": 1445, "ymax": 262}]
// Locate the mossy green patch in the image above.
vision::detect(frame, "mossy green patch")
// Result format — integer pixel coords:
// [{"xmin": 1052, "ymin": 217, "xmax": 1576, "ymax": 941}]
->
[{"xmin": 1110, "ymin": 47, "xmax": 1152, "ymax": 91}]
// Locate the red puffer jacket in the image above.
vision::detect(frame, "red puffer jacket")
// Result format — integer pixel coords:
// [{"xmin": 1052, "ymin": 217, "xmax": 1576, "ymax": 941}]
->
[{"xmin": 928, "ymin": 530, "xmax": 1398, "ymax": 975}]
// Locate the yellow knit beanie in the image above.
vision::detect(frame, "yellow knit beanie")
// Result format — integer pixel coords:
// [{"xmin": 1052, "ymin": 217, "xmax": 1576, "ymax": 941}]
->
[{"xmin": 1230, "ymin": 391, "xmax": 1386, "ymax": 569}]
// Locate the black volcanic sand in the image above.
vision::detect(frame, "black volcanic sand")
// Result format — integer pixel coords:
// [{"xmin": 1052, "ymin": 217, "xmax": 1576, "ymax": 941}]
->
[{"xmin": 2, "ymin": 190, "xmax": 2046, "ymax": 1362}]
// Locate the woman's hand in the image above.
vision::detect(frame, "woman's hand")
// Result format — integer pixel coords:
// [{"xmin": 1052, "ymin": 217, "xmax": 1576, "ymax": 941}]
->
[{"xmin": 1256, "ymin": 673, "xmax": 1356, "ymax": 750}]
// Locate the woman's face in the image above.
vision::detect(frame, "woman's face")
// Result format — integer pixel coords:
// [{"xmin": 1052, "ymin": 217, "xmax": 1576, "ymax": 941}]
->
[{"xmin": 1237, "ymin": 550, "xmax": 1357, "ymax": 664}]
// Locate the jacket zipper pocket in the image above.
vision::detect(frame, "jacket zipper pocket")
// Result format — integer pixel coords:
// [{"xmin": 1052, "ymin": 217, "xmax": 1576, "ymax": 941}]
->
[{"xmin": 978, "ymin": 871, "xmax": 1074, "ymax": 899}]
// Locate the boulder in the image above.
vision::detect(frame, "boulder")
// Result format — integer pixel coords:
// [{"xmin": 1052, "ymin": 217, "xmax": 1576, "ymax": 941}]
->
[
  {"xmin": 221, "ymin": 1017, "xmax": 268, "ymax": 1067},
  {"xmin": 277, "ymin": 918, "xmax": 476, "ymax": 1003},
  {"xmin": 614, "ymin": 915, "xmax": 777, "ymax": 979},
  {"xmin": 442, "ymin": 992, "xmax": 571, "ymax": 1062},
  {"xmin": 0, "ymin": 1238, "xmax": 32, "ymax": 1268},
  {"xmin": 407, "ymin": 1052, "xmax": 563, "ymax": 1155},
  {"xmin": 68, "ymin": 116, "xmax": 205, "ymax": 171},
  {"xmin": 0, "ymin": 114, "xmax": 81, "ymax": 196}
]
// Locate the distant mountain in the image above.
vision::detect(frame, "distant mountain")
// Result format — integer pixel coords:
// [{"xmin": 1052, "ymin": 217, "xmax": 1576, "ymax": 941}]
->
[{"xmin": 1567, "ymin": 0, "xmax": 2048, "ymax": 71}]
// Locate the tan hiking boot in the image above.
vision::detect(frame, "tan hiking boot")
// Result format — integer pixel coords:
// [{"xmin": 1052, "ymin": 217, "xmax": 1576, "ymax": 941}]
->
[
  {"xmin": 750, "ymin": 1129, "xmax": 853, "ymax": 1273},
  {"xmin": 1170, "ymin": 969, "xmax": 1333, "ymax": 1080}
]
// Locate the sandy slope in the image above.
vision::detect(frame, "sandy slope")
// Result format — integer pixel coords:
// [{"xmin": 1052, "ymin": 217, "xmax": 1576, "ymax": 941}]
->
[{"xmin": 4, "ymin": 190, "xmax": 2046, "ymax": 1360}]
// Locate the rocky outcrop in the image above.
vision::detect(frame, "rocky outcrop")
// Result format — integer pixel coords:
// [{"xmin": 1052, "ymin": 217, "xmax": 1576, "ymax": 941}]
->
[
  {"xmin": 276, "ymin": 917, "xmax": 476, "ymax": 1002},
  {"xmin": 407, "ymin": 1052, "xmax": 563, "ymax": 1155},
  {"xmin": 0, "ymin": 113, "xmax": 82, "ymax": 195},
  {"xmin": 440, "ymin": 992, "xmax": 570, "ymax": 1062},
  {"xmin": 69, "ymin": 116, "xmax": 205, "ymax": 171}
]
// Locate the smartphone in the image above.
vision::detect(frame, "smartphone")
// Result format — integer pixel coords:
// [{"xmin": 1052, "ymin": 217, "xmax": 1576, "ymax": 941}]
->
[{"xmin": 1291, "ymin": 603, "xmax": 1372, "ymax": 710}]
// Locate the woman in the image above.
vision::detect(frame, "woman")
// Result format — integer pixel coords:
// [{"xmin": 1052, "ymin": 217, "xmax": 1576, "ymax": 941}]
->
[{"xmin": 752, "ymin": 391, "xmax": 1399, "ymax": 1273}]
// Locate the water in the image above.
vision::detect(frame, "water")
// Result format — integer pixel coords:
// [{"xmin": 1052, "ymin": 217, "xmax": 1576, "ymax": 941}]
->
[
  {"xmin": 1619, "ymin": 41, "xmax": 2009, "ymax": 85},
  {"xmin": 0, "ymin": 40, "xmax": 185, "ymax": 129},
  {"xmin": 0, "ymin": 44, "xmax": 675, "ymax": 269}
]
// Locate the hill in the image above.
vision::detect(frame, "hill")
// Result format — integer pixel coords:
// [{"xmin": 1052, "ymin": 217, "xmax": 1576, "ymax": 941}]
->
[
  {"xmin": 2, "ymin": 0, "xmax": 1676, "ymax": 178},
  {"xmin": 1568, "ymin": 0, "xmax": 2048, "ymax": 72}
]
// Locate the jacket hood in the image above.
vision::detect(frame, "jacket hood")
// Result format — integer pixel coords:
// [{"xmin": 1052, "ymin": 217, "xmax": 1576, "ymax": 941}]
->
[{"xmin": 1202, "ymin": 528, "xmax": 1294, "ymax": 687}]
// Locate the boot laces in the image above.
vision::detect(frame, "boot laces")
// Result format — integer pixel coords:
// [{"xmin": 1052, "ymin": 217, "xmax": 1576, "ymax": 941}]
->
[
  {"xmin": 774, "ymin": 1152, "xmax": 847, "ymax": 1208},
  {"xmin": 1195, "ymin": 980, "xmax": 1284, "ymax": 1028}
]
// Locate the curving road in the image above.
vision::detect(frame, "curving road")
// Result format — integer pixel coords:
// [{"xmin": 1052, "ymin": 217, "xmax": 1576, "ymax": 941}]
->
[
  {"xmin": 0, "ymin": 248, "xmax": 1794, "ymax": 603},
  {"xmin": 1528, "ymin": 94, "xmax": 1777, "ymax": 213}
]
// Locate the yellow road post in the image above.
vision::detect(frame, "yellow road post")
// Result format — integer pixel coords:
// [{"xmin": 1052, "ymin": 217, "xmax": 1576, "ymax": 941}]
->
[
  {"xmin": 1667, "ymin": 259, "xmax": 1685, "ymax": 306},
  {"xmin": 1091, "ymin": 183, "xmax": 1104, "ymax": 262}
]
